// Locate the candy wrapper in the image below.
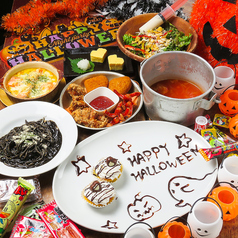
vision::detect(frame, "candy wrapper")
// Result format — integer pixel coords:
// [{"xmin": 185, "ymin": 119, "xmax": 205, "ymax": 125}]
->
[
  {"xmin": 213, "ymin": 114, "xmax": 231, "ymax": 128},
  {"xmin": 19, "ymin": 201, "xmax": 45, "ymax": 220},
  {"xmin": 199, "ymin": 142, "xmax": 238, "ymax": 161},
  {"xmin": 0, "ymin": 177, "xmax": 41, "ymax": 207},
  {"xmin": 37, "ymin": 200, "xmax": 85, "ymax": 238},
  {"xmin": 10, "ymin": 215, "xmax": 53, "ymax": 238},
  {"xmin": 213, "ymin": 125, "xmax": 235, "ymax": 144},
  {"xmin": 201, "ymin": 128, "xmax": 223, "ymax": 147},
  {"xmin": 5, "ymin": 201, "xmax": 45, "ymax": 234},
  {"xmin": 0, "ymin": 177, "xmax": 35, "ymax": 237},
  {"xmin": 205, "ymin": 114, "xmax": 213, "ymax": 127}
]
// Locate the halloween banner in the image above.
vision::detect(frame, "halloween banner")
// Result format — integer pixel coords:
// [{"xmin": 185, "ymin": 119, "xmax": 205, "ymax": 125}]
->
[{"xmin": 0, "ymin": 15, "xmax": 122, "ymax": 69}]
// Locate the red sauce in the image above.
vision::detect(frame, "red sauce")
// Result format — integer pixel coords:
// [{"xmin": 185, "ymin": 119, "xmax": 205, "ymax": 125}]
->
[
  {"xmin": 89, "ymin": 96, "xmax": 114, "ymax": 110},
  {"xmin": 150, "ymin": 79, "xmax": 203, "ymax": 99}
]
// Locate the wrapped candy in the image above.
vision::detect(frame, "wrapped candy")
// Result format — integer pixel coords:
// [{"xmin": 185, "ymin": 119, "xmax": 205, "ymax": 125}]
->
[
  {"xmin": 10, "ymin": 215, "xmax": 53, "ymax": 238},
  {"xmin": 37, "ymin": 200, "xmax": 85, "ymax": 238},
  {"xmin": 0, "ymin": 178, "xmax": 35, "ymax": 237},
  {"xmin": 0, "ymin": 177, "xmax": 41, "ymax": 207},
  {"xmin": 199, "ymin": 142, "xmax": 238, "ymax": 161}
]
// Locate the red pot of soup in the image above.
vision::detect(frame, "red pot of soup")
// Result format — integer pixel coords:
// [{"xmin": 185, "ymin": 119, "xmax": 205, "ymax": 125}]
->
[{"xmin": 139, "ymin": 52, "xmax": 218, "ymax": 126}]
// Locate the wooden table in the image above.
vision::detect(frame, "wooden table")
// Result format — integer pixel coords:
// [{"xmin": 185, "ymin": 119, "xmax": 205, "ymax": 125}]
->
[{"xmin": 1, "ymin": 0, "xmax": 238, "ymax": 237}]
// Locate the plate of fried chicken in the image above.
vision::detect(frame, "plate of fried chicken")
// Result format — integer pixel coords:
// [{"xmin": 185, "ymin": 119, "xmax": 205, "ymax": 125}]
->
[{"xmin": 59, "ymin": 71, "xmax": 143, "ymax": 130}]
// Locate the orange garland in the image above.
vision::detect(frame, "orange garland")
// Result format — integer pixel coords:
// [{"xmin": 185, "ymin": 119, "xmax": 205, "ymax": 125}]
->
[{"xmin": 1, "ymin": 0, "xmax": 109, "ymax": 35}]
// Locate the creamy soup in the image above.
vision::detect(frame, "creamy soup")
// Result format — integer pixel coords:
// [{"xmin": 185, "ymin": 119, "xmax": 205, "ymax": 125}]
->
[{"xmin": 7, "ymin": 68, "xmax": 58, "ymax": 99}]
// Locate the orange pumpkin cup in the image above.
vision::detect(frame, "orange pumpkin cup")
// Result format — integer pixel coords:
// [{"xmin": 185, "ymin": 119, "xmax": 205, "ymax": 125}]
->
[
  {"xmin": 208, "ymin": 186, "xmax": 238, "ymax": 221},
  {"xmin": 158, "ymin": 221, "xmax": 191, "ymax": 238},
  {"xmin": 229, "ymin": 114, "xmax": 238, "ymax": 138}
]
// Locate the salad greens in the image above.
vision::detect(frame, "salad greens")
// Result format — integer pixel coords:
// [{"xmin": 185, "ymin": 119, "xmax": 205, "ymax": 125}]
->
[
  {"xmin": 163, "ymin": 22, "xmax": 192, "ymax": 51},
  {"xmin": 123, "ymin": 22, "xmax": 192, "ymax": 58}
]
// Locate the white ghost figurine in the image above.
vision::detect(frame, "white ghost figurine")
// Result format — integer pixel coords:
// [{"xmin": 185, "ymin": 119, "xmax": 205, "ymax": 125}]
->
[
  {"xmin": 213, "ymin": 65, "xmax": 235, "ymax": 98},
  {"xmin": 218, "ymin": 154, "xmax": 238, "ymax": 189},
  {"xmin": 187, "ymin": 198, "xmax": 223, "ymax": 238}
]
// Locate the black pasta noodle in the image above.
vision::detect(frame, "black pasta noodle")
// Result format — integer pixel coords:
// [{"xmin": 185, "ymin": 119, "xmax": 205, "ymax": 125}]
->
[{"xmin": 0, "ymin": 118, "xmax": 62, "ymax": 169}]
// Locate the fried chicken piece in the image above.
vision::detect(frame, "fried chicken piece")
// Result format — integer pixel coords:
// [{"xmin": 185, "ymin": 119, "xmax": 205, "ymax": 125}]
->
[
  {"xmin": 67, "ymin": 95, "xmax": 87, "ymax": 112},
  {"xmin": 72, "ymin": 107, "xmax": 109, "ymax": 128},
  {"xmin": 66, "ymin": 82, "xmax": 110, "ymax": 128},
  {"xmin": 67, "ymin": 83, "xmax": 86, "ymax": 97}
]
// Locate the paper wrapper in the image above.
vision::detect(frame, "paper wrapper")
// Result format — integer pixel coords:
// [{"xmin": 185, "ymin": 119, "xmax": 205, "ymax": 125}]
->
[
  {"xmin": 37, "ymin": 200, "xmax": 85, "ymax": 238},
  {"xmin": 0, "ymin": 177, "xmax": 35, "ymax": 237},
  {"xmin": 10, "ymin": 215, "xmax": 52, "ymax": 238},
  {"xmin": 199, "ymin": 142, "xmax": 238, "ymax": 161}
]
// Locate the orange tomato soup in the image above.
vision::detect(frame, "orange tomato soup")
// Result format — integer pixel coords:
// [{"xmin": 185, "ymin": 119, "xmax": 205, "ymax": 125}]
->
[{"xmin": 150, "ymin": 79, "xmax": 203, "ymax": 99}]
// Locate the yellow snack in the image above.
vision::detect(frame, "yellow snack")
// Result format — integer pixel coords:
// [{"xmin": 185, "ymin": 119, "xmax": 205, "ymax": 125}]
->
[
  {"xmin": 90, "ymin": 48, "xmax": 107, "ymax": 63},
  {"xmin": 0, "ymin": 177, "xmax": 35, "ymax": 237},
  {"xmin": 108, "ymin": 54, "xmax": 124, "ymax": 70},
  {"xmin": 109, "ymin": 76, "xmax": 132, "ymax": 95},
  {"xmin": 84, "ymin": 75, "xmax": 109, "ymax": 93}
]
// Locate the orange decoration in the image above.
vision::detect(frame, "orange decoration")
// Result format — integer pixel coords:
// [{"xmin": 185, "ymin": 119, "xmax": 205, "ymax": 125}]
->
[
  {"xmin": 190, "ymin": 0, "xmax": 238, "ymax": 85},
  {"xmin": 208, "ymin": 186, "xmax": 238, "ymax": 221},
  {"xmin": 229, "ymin": 114, "xmax": 238, "ymax": 138},
  {"xmin": 218, "ymin": 89, "xmax": 238, "ymax": 117},
  {"xmin": 158, "ymin": 221, "xmax": 191, "ymax": 238},
  {"xmin": 1, "ymin": 0, "xmax": 109, "ymax": 35}
]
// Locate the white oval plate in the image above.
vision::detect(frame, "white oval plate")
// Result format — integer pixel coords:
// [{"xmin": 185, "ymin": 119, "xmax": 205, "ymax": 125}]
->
[
  {"xmin": 59, "ymin": 71, "xmax": 143, "ymax": 130},
  {"xmin": 0, "ymin": 101, "xmax": 78, "ymax": 177},
  {"xmin": 53, "ymin": 121, "xmax": 217, "ymax": 233}
]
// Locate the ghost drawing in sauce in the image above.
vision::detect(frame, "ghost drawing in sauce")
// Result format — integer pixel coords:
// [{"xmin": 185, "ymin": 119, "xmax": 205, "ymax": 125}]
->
[{"xmin": 168, "ymin": 169, "xmax": 217, "ymax": 207}]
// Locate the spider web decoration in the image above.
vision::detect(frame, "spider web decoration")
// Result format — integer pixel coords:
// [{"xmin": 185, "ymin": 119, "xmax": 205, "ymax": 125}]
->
[{"xmin": 97, "ymin": 0, "xmax": 188, "ymax": 21}]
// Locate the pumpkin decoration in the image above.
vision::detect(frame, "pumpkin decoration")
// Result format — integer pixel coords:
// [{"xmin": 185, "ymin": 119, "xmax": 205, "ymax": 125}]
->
[
  {"xmin": 218, "ymin": 89, "xmax": 238, "ymax": 116},
  {"xmin": 0, "ymin": 39, "xmax": 35, "ymax": 62},
  {"xmin": 158, "ymin": 220, "xmax": 191, "ymax": 238},
  {"xmin": 208, "ymin": 183, "xmax": 238, "ymax": 221},
  {"xmin": 229, "ymin": 114, "xmax": 238, "ymax": 138},
  {"xmin": 190, "ymin": 0, "xmax": 238, "ymax": 84}
]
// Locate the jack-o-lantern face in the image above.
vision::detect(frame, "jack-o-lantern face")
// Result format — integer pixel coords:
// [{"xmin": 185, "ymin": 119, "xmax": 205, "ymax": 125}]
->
[
  {"xmin": 101, "ymin": 18, "xmax": 122, "ymax": 31},
  {"xmin": 208, "ymin": 186, "xmax": 238, "ymax": 221},
  {"xmin": 190, "ymin": 0, "xmax": 238, "ymax": 83},
  {"xmin": 218, "ymin": 89, "xmax": 238, "ymax": 116},
  {"xmin": 0, "ymin": 40, "xmax": 35, "ymax": 61},
  {"xmin": 127, "ymin": 193, "xmax": 161, "ymax": 221}
]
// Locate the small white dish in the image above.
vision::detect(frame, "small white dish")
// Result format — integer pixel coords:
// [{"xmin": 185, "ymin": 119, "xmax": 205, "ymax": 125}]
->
[{"xmin": 84, "ymin": 87, "xmax": 119, "ymax": 114}]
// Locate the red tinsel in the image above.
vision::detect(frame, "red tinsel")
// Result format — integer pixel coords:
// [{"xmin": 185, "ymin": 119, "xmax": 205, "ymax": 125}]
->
[
  {"xmin": 189, "ymin": 0, "xmax": 238, "ymax": 84},
  {"xmin": 1, "ymin": 0, "xmax": 109, "ymax": 35}
]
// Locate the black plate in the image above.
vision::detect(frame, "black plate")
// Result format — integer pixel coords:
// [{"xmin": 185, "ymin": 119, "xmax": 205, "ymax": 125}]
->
[{"xmin": 64, "ymin": 46, "xmax": 134, "ymax": 77}]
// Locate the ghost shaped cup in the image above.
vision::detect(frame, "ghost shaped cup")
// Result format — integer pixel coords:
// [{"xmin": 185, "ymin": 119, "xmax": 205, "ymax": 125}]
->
[
  {"xmin": 218, "ymin": 153, "xmax": 238, "ymax": 189},
  {"xmin": 187, "ymin": 197, "xmax": 223, "ymax": 238},
  {"xmin": 213, "ymin": 64, "xmax": 235, "ymax": 98},
  {"xmin": 124, "ymin": 222, "xmax": 155, "ymax": 238}
]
